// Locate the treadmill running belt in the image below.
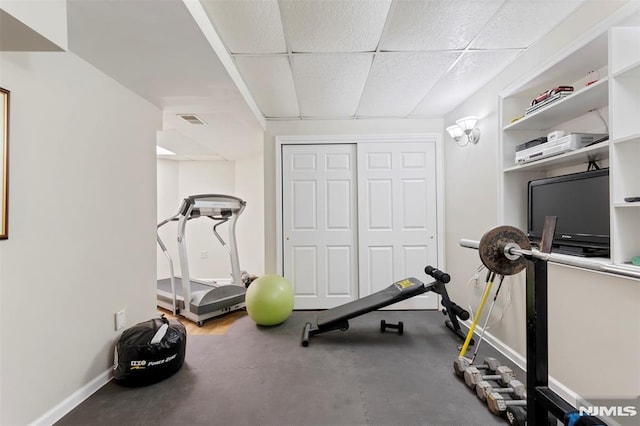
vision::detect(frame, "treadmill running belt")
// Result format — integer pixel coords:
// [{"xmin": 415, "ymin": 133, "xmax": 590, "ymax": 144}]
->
[{"xmin": 157, "ymin": 278, "xmax": 214, "ymax": 297}]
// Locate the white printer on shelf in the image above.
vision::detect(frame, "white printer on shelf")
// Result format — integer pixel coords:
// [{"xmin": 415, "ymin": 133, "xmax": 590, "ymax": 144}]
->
[{"xmin": 515, "ymin": 132, "xmax": 607, "ymax": 164}]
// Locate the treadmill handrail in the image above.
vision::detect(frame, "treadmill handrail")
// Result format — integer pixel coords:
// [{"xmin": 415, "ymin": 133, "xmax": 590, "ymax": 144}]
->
[
  {"xmin": 157, "ymin": 206, "xmax": 185, "ymax": 313},
  {"xmin": 180, "ymin": 194, "xmax": 246, "ymax": 218},
  {"xmin": 187, "ymin": 194, "xmax": 245, "ymax": 208},
  {"xmin": 157, "ymin": 208, "xmax": 182, "ymax": 229},
  {"xmin": 186, "ymin": 194, "xmax": 245, "ymax": 203},
  {"xmin": 156, "ymin": 233, "xmax": 178, "ymax": 314}
]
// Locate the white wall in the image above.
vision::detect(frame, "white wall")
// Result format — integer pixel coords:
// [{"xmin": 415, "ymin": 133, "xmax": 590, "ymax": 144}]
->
[
  {"xmin": 157, "ymin": 160, "xmax": 237, "ymax": 281},
  {"xmin": 156, "ymin": 159, "xmax": 179, "ymax": 279},
  {"xmin": 263, "ymin": 118, "xmax": 443, "ymax": 273},
  {"xmin": 179, "ymin": 161, "xmax": 236, "ymax": 281},
  {"xmin": 444, "ymin": 0, "xmax": 640, "ymax": 402},
  {"xmin": 235, "ymin": 153, "xmax": 265, "ymax": 276},
  {"xmin": 0, "ymin": 51, "xmax": 160, "ymax": 425}
]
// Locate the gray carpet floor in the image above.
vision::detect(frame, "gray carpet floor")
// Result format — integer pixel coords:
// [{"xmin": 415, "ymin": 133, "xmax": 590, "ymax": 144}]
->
[{"xmin": 58, "ymin": 310, "xmax": 523, "ymax": 426}]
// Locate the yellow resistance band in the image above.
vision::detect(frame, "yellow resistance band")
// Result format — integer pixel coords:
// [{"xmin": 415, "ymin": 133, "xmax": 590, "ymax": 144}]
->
[{"xmin": 458, "ymin": 273, "xmax": 494, "ymax": 358}]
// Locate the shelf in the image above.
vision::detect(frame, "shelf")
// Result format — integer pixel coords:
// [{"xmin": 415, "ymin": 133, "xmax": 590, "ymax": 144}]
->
[
  {"xmin": 502, "ymin": 33, "xmax": 608, "ymax": 97},
  {"xmin": 613, "ymin": 132, "xmax": 640, "ymax": 145},
  {"xmin": 504, "ymin": 141, "xmax": 609, "ymax": 173},
  {"xmin": 612, "ymin": 59, "xmax": 640, "ymax": 78},
  {"xmin": 614, "ymin": 202, "xmax": 640, "ymax": 208},
  {"xmin": 503, "ymin": 78, "xmax": 608, "ymax": 131}
]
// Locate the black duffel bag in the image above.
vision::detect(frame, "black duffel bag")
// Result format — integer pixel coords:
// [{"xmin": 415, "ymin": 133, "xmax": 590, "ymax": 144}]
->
[{"xmin": 114, "ymin": 315, "xmax": 186, "ymax": 386}]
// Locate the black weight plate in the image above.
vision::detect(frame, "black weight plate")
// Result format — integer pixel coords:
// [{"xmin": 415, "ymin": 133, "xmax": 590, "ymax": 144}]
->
[{"xmin": 479, "ymin": 225, "xmax": 531, "ymax": 276}]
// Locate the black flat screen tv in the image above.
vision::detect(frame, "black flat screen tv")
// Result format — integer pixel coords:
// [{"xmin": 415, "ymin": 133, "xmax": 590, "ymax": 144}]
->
[{"xmin": 527, "ymin": 169, "xmax": 610, "ymax": 257}]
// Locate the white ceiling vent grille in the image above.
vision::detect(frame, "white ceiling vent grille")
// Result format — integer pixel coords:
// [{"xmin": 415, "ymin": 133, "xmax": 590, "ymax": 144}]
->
[{"xmin": 178, "ymin": 114, "xmax": 206, "ymax": 125}]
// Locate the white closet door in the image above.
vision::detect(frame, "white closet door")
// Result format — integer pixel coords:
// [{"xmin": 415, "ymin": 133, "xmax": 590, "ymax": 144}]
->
[
  {"xmin": 282, "ymin": 144, "xmax": 358, "ymax": 309},
  {"xmin": 357, "ymin": 142, "xmax": 438, "ymax": 309}
]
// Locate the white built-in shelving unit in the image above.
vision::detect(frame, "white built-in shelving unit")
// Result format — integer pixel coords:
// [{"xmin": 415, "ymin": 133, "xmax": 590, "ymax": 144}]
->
[
  {"xmin": 609, "ymin": 26, "xmax": 640, "ymax": 266},
  {"xmin": 499, "ymin": 25, "xmax": 640, "ymax": 270}
]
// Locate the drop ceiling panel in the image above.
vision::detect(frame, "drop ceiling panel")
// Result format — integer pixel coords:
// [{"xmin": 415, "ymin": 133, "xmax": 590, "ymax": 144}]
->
[
  {"xmin": 381, "ymin": 0, "xmax": 504, "ymax": 51},
  {"xmin": 280, "ymin": 0, "xmax": 392, "ymax": 52},
  {"xmin": 412, "ymin": 50, "xmax": 522, "ymax": 116},
  {"xmin": 471, "ymin": 0, "xmax": 585, "ymax": 49},
  {"xmin": 292, "ymin": 54, "xmax": 373, "ymax": 117},
  {"xmin": 357, "ymin": 51, "xmax": 460, "ymax": 117},
  {"xmin": 200, "ymin": 0, "xmax": 286, "ymax": 53},
  {"xmin": 235, "ymin": 56, "xmax": 300, "ymax": 117}
]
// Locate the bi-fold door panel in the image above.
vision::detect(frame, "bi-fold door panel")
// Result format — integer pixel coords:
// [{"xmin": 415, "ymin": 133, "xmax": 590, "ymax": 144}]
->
[
  {"xmin": 282, "ymin": 144, "xmax": 359, "ymax": 309},
  {"xmin": 357, "ymin": 142, "xmax": 438, "ymax": 309}
]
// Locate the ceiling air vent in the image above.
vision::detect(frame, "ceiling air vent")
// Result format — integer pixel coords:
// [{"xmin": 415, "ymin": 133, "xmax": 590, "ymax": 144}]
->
[{"xmin": 178, "ymin": 114, "xmax": 206, "ymax": 125}]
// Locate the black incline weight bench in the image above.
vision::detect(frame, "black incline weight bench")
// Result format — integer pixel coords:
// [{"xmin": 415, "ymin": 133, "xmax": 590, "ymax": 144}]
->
[{"xmin": 301, "ymin": 266, "xmax": 471, "ymax": 346}]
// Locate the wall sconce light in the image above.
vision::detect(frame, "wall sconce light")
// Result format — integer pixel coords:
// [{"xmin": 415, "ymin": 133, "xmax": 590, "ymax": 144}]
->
[{"xmin": 446, "ymin": 115, "xmax": 481, "ymax": 146}]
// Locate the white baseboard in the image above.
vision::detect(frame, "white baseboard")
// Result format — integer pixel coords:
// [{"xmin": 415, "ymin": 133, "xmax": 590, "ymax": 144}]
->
[
  {"xmin": 31, "ymin": 368, "xmax": 113, "ymax": 426},
  {"xmin": 460, "ymin": 321, "xmax": 580, "ymax": 408}
]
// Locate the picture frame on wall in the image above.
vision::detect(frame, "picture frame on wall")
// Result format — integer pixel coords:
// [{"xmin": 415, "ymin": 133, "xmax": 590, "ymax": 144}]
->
[{"xmin": 0, "ymin": 87, "xmax": 9, "ymax": 239}]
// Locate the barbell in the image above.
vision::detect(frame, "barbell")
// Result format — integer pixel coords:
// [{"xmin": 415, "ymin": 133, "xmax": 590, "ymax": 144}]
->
[{"xmin": 461, "ymin": 225, "xmax": 640, "ymax": 279}]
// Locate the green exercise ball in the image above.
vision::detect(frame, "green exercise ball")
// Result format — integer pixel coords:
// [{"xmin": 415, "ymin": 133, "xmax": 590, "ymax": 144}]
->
[{"xmin": 245, "ymin": 274, "xmax": 294, "ymax": 326}]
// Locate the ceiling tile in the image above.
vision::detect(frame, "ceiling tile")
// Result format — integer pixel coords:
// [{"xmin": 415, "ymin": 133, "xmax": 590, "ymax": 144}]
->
[
  {"xmin": 292, "ymin": 54, "xmax": 373, "ymax": 117},
  {"xmin": 234, "ymin": 56, "xmax": 300, "ymax": 117},
  {"xmin": 200, "ymin": 0, "xmax": 286, "ymax": 53},
  {"xmin": 471, "ymin": 0, "xmax": 585, "ymax": 49},
  {"xmin": 381, "ymin": 0, "xmax": 504, "ymax": 51},
  {"xmin": 280, "ymin": 0, "xmax": 392, "ymax": 52},
  {"xmin": 412, "ymin": 50, "xmax": 522, "ymax": 116},
  {"xmin": 357, "ymin": 51, "xmax": 460, "ymax": 117}
]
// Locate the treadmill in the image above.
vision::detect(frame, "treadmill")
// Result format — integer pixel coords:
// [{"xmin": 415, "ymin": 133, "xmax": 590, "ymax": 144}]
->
[{"xmin": 157, "ymin": 194, "xmax": 247, "ymax": 326}]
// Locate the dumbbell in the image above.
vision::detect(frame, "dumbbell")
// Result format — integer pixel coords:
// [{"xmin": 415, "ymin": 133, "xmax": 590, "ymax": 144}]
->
[
  {"xmin": 487, "ymin": 392, "xmax": 527, "ymax": 416},
  {"xmin": 505, "ymin": 406, "xmax": 527, "ymax": 426},
  {"xmin": 476, "ymin": 379, "xmax": 526, "ymax": 402},
  {"xmin": 453, "ymin": 356, "xmax": 500, "ymax": 378},
  {"xmin": 464, "ymin": 365, "xmax": 515, "ymax": 389},
  {"xmin": 380, "ymin": 320, "xmax": 403, "ymax": 335}
]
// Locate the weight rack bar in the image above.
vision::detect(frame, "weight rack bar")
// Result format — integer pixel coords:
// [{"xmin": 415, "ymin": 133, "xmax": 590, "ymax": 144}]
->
[{"xmin": 460, "ymin": 238, "xmax": 640, "ymax": 280}]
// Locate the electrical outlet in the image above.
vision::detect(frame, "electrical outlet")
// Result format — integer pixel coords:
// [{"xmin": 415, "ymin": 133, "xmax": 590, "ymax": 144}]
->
[
  {"xmin": 473, "ymin": 274, "xmax": 479, "ymax": 287},
  {"xmin": 115, "ymin": 309, "xmax": 126, "ymax": 331}
]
